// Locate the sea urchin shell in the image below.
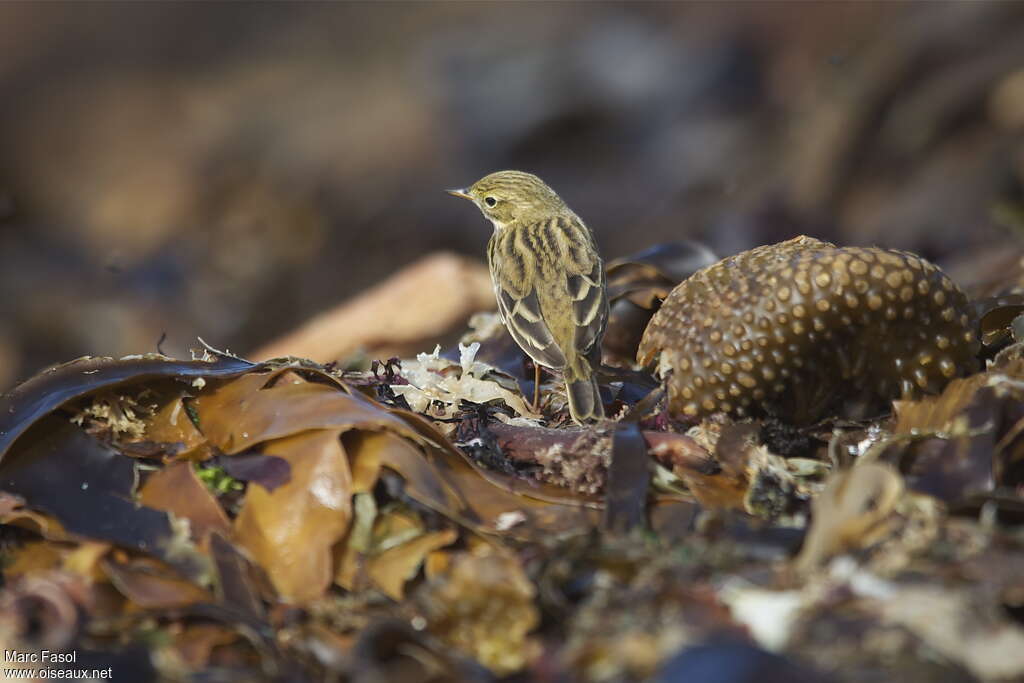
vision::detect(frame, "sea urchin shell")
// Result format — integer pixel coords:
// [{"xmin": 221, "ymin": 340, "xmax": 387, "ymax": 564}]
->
[{"xmin": 637, "ymin": 236, "xmax": 980, "ymax": 422}]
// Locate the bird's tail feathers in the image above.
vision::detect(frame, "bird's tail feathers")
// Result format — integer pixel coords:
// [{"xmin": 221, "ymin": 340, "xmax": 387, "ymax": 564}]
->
[{"xmin": 564, "ymin": 357, "xmax": 603, "ymax": 424}]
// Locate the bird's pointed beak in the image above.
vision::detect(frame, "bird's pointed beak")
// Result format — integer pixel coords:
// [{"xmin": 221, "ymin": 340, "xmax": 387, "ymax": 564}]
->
[{"xmin": 446, "ymin": 188, "xmax": 472, "ymax": 201}]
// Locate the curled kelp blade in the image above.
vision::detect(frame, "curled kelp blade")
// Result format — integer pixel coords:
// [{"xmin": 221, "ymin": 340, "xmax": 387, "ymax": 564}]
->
[
  {"xmin": 604, "ymin": 241, "xmax": 719, "ymax": 363},
  {"xmin": 887, "ymin": 355, "xmax": 1024, "ymax": 507},
  {"xmin": 976, "ymin": 294, "xmax": 1024, "ymax": 348},
  {"xmin": 605, "ymin": 240, "xmax": 720, "ymax": 294},
  {"xmin": 189, "ymin": 366, "xmax": 425, "ymax": 453},
  {"xmin": 0, "ymin": 351, "xmax": 259, "ymax": 462},
  {"xmin": 0, "ymin": 416, "xmax": 207, "ymax": 580},
  {"xmin": 602, "ymin": 420, "xmax": 650, "ymax": 533},
  {"xmin": 602, "ymin": 390, "xmax": 662, "ymax": 533}
]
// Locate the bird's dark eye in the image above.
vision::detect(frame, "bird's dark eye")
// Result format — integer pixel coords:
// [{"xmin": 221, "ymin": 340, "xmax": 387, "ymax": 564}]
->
[{"xmin": 484, "ymin": 196, "xmax": 497, "ymax": 207}]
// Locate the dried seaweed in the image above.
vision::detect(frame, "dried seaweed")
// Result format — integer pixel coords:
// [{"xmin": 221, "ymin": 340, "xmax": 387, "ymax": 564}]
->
[
  {"xmin": 0, "ymin": 353, "xmax": 258, "ymax": 461},
  {"xmin": 3, "ymin": 273, "xmax": 1024, "ymax": 682}
]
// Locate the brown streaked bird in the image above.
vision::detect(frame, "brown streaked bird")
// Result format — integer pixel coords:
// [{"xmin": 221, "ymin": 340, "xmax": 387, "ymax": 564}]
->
[{"xmin": 448, "ymin": 171, "xmax": 608, "ymax": 423}]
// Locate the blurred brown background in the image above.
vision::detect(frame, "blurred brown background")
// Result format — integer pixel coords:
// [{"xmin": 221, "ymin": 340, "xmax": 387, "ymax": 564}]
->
[{"xmin": 1, "ymin": 1, "xmax": 1023, "ymax": 389}]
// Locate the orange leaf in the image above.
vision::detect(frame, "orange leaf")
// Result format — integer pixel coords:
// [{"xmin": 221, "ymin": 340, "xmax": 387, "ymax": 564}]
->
[
  {"xmin": 139, "ymin": 461, "xmax": 231, "ymax": 543},
  {"xmin": 368, "ymin": 424, "xmax": 602, "ymax": 539},
  {"xmin": 367, "ymin": 528, "xmax": 458, "ymax": 600},
  {"xmin": 794, "ymin": 463, "xmax": 905, "ymax": 573},
  {"xmin": 173, "ymin": 623, "xmax": 239, "ymax": 671},
  {"xmin": 5, "ymin": 541, "xmax": 63, "ymax": 578},
  {"xmin": 144, "ymin": 397, "xmax": 208, "ymax": 460},
  {"xmin": 62, "ymin": 541, "xmax": 112, "ymax": 581},
  {"xmin": 893, "ymin": 373, "xmax": 992, "ymax": 435},
  {"xmin": 193, "ymin": 372, "xmax": 421, "ymax": 454},
  {"xmin": 103, "ymin": 556, "xmax": 210, "ymax": 609},
  {"xmin": 0, "ymin": 498, "xmax": 69, "ymax": 542},
  {"xmin": 344, "ymin": 432, "xmax": 384, "ymax": 494},
  {"xmin": 365, "ymin": 431, "xmax": 473, "ymax": 519},
  {"xmin": 234, "ymin": 429, "xmax": 353, "ymax": 604}
]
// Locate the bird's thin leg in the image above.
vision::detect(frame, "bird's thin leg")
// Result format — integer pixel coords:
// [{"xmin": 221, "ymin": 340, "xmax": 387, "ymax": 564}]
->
[{"xmin": 536, "ymin": 362, "xmax": 544, "ymax": 411}]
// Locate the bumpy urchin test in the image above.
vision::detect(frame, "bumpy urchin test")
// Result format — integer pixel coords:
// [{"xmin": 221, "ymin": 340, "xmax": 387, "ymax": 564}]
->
[{"xmin": 637, "ymin": 236, "xmax": 980, "ymax": 423}]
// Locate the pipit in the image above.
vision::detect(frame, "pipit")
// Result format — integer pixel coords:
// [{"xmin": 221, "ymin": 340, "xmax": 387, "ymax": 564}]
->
[{"xmin": 448, "ymin": 170, "xmax": 608, "ymax": 423}]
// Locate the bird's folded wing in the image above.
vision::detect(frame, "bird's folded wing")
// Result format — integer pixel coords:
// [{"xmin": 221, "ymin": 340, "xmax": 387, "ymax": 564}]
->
[
  {"xmin": 496, "ymin": 286, "xmax": 568, "ymax": 369},
  {"xmin": 568, "ymin": 259, "xmax": 608, "ymax": 356}
]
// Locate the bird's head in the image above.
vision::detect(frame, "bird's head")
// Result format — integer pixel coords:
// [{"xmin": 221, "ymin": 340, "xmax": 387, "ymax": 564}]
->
[{"xmin": 447, "ymin": 170, "xmax": 566, "ymax": 229}]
